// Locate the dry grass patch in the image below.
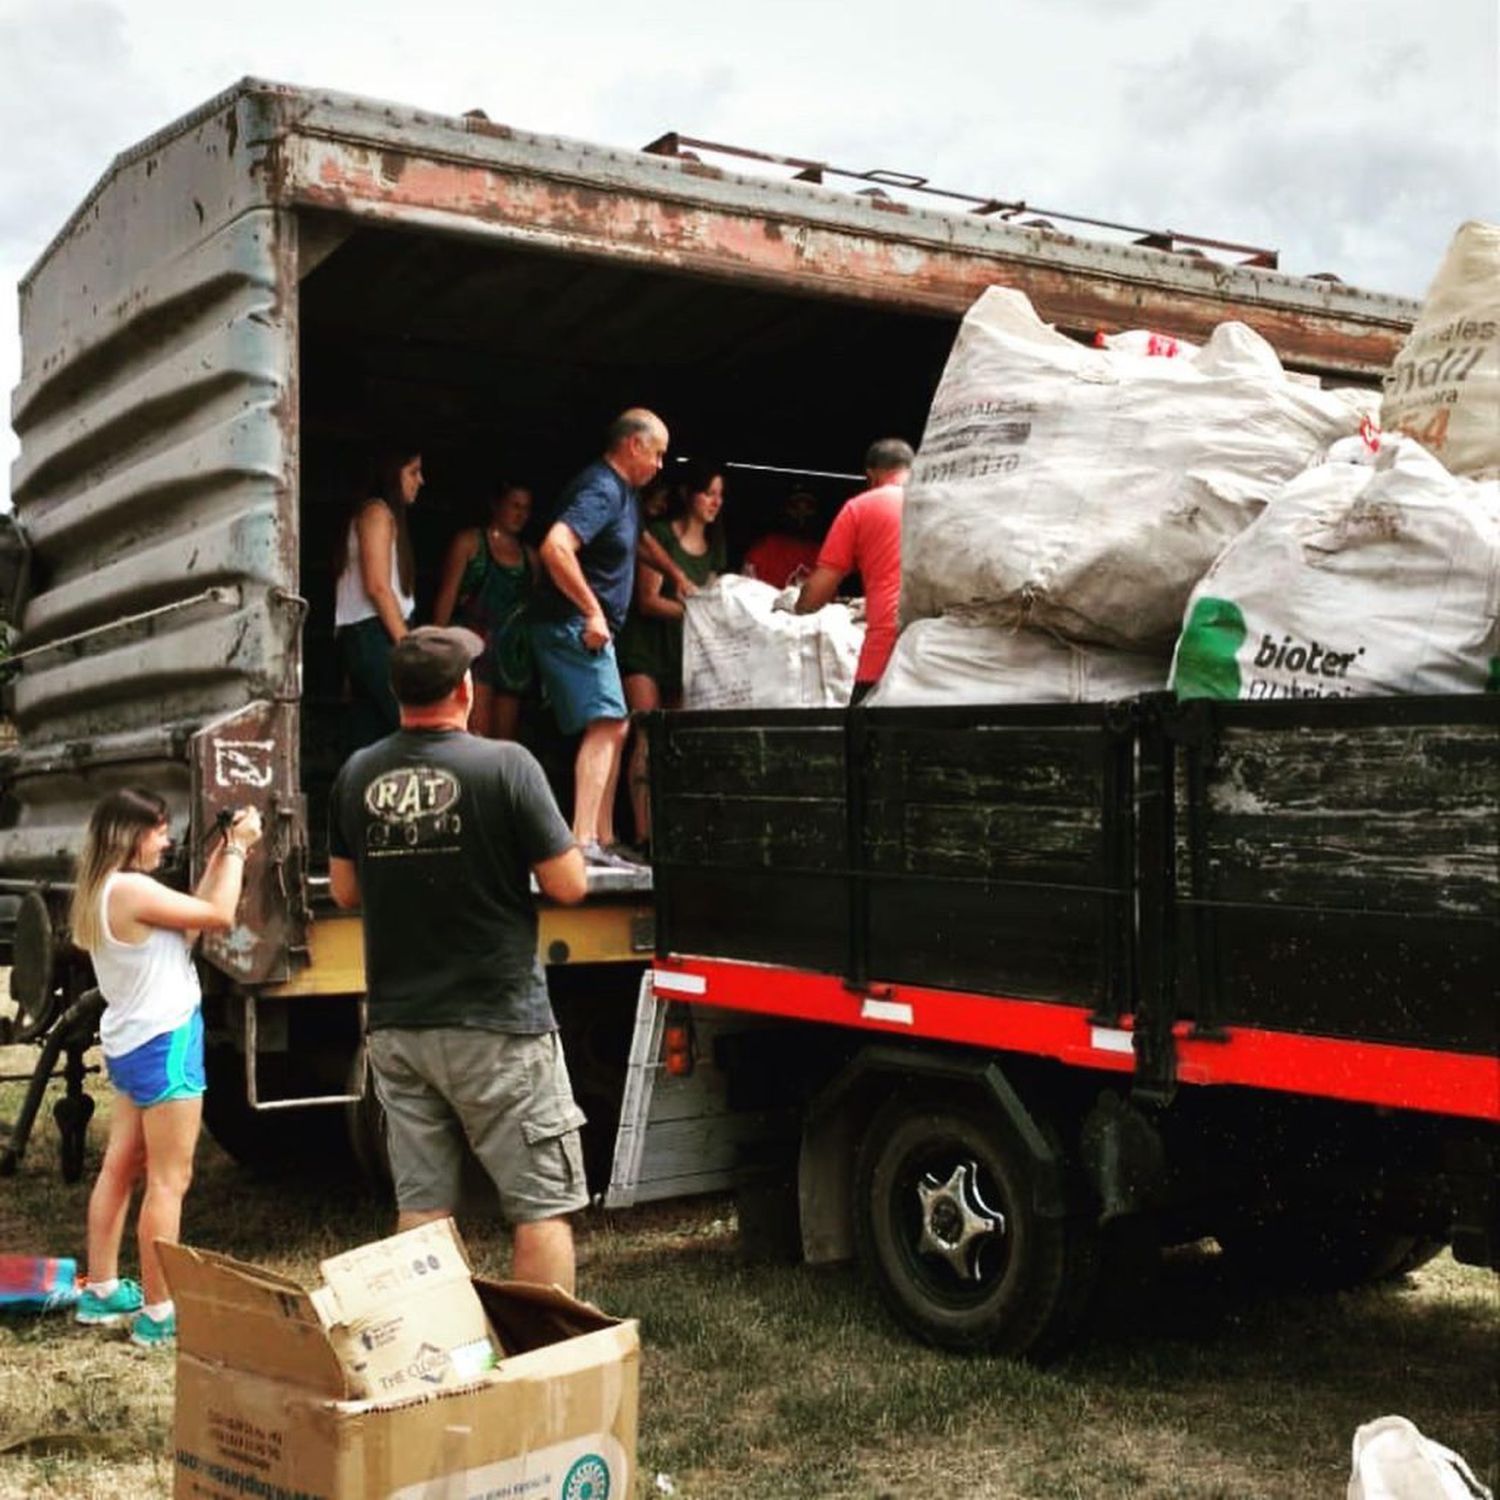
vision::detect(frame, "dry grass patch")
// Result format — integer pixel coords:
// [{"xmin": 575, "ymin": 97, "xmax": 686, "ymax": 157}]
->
[{"xmin": 2, "ymin": 1048, "xmax": 1497, "ymax": 1499}]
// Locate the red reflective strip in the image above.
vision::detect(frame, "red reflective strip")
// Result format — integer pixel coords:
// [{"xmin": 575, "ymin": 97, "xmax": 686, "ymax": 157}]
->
[{"xmin": 653, "ymin": 956, "xmax": 1500, "ymax": 1123}]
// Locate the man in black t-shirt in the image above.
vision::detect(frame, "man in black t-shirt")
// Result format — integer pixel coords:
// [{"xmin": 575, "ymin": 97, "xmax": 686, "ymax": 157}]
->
[{"xmin": 330, "ymin": 626, "xmax": 589, "ymax": 1291}]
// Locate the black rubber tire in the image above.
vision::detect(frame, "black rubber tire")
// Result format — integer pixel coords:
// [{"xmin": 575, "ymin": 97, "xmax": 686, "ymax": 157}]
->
[
  {"xmin": 855, "ymin": 1096, "xmax": 1098, "ymax": 1359},
  {"xmin": 1215, "ymin": 1212, "xmax": 1426, "ymax": 1291},
  {"xmin": 345, "ymin": 1052, "xmax": 393, "ymax": 1193},
  {"xmin": 201, "ymin": 1044, "xmax": 351, "ymax": 1175},
  {"xmin": 1385, "ymin": 1236, "xmax": 1447, "ymax": 1280}
]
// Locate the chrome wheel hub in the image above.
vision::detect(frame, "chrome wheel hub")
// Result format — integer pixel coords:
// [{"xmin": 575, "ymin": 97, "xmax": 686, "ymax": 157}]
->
[{"xmin": 916, "ymin": 1161, "xmax": 1005, "ymax": 1280}]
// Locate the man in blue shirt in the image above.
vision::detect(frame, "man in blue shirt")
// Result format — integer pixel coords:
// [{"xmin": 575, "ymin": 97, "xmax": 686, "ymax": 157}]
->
[{"xmin": 531, "ymin": 409, "xmax": 669, "ymax": 867}]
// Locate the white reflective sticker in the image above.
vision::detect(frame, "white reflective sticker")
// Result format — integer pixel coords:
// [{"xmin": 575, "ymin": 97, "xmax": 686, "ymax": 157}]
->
[
  {"xmin": 861, "ymin": 997, "xmax": 914, "ymax": 1026},
  {"xmin": 652, "ymin": 970, "xmax": 707, "ymax": 996},
  {"xmin": 1090, "ymin": 1026, "xmax": 1134, "ymax": 1055}
]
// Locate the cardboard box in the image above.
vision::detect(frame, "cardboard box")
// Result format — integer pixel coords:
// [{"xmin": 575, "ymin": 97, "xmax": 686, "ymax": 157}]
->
[{"xmin": 161, "ymin": 1230, "xmax": 639, "ymax": 1500}]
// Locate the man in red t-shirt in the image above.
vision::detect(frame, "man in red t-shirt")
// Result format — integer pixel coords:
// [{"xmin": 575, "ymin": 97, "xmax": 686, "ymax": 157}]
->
[
  {"xmin": 744, "ymin": 490, "xmax": 823, "ymax": 589},
  {"xmin": 795, "ymin": 438, "xmax": 914, "ymax": 702}
]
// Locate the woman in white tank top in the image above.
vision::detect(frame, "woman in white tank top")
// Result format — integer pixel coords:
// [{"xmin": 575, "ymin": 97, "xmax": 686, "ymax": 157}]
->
[
  {"xmin": 336, "ymin": 449, "xmax": 424, "ymax": 753},
  {"xmin": 68, "ymin": 788, "xmax": 262, "ymax": 1347}
]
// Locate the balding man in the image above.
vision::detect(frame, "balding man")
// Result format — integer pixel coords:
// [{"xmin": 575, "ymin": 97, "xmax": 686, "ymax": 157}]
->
[
  {"xmin": 530, "ymin": 410, "xmax": 669, "ymax": 867},
  {"xmin": 796, "ymin": 437, "xmax": 914, "ymax": 703}
]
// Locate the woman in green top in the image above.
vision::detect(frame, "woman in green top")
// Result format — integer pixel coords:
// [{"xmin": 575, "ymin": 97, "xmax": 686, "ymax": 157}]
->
[
  {"xmin": 618, "ymin": 462, "xmax": 728, "ymax": 848},
  {"xmin": 432, "ymin": 481, "xmax": 539, "ymax": 740}
]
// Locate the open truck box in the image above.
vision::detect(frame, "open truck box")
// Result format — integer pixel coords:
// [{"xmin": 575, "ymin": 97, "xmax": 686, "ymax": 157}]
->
[
  {"xmin": 0, "ymin": 78, "xmax": 1418, "ymax": 1168},
  {"xmin": 161, "ymin": 1226, "xmax": 638, "ymax": 1500}
]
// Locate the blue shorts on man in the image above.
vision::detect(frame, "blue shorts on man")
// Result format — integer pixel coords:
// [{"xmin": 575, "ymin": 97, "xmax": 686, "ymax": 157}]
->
[{"xmin": 529, "ymin": 618, "xmax": 628, "ymax": 736}]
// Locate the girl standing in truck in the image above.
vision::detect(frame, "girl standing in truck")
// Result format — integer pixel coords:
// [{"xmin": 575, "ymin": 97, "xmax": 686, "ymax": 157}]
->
[
  {"xmin": 431, "ymin": 481, "xmax": 539, "ymax": 740},
  {"xmin": 335, "ymin": 448, "xmax": 424, "ymax": 753},
  {"xmin": 70, "ymin": 789, "xmax": 262, "ymax": 1347},
  {"xmin": 618, "ymin": 462, "xmax": 728, "ymax": 852}
]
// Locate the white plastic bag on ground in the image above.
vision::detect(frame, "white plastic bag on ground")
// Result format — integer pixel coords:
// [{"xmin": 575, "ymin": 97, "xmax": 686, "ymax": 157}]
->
[
  {"xmin": 1348, "ymin": 1415, "xmax": 1492, "ymax": 1500},
  {"xmin": 902, "ymin": 286, "xmax": 1370, "ymax": 650},
  {"xmin": 868, "ymin": 614, "xmax": 1167, "ymax": 706},
  {"xmin": 681, "ymin": 575, "xmax": 864, "ymax": 709},
  {"xmin": 1171, "ymin": 437, "xmax": 1500, "ymax": 700},
  {"xmin": 1381, "ymin": 219, "xmax": 1500, "ymax": 480}
]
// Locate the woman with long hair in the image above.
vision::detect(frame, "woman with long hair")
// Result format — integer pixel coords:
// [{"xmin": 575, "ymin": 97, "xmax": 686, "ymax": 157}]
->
[
  {"xmin": 617, "ymin": 461, "xmax": 728, "ymax": 851},
  {"xmin": 335, "ymin": 447, "xmax": 424, "ymax": 752},
  {"xmin": 69, "ymin": 789, "xmax": 262, "ymax": 1347},
  {"xmin": 431, "ymin": 480, "xmax": 539, "ymax": 740}
]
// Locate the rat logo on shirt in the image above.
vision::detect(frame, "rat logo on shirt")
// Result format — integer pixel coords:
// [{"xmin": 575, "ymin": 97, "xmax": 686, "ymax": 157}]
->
[{"xmin": 363, "ymin": 767, "xmax": 463, "ymax": 852}]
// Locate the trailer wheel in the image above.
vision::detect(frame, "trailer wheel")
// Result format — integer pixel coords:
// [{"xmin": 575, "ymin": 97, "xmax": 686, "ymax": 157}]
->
[
  {"xmin": 855, "ymin": 1097, "xmax": 1097, "ymax": 1359},
  {"xmin": 1386, "ymin": 1237, "xmax": 1446, "ymax": 1279},
  {"xmin": 1215, "ymin": 1212, "xmax": 1431, "ymax": 1290}
]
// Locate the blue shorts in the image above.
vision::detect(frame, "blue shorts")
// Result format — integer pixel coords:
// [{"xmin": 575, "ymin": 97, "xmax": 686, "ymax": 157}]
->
[
  {"xmin": 105, "ymin": 1010, "xmax": 206, "ymax": 1108},
  {"xmin": 529, "ymin": 618, "xmax": 628, "ymax": 736}
]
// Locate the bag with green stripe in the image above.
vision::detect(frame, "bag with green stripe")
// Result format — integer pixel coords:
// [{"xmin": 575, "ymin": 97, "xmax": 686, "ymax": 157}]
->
[{"xmin": 1171, "ymin": 435, "xmax": 1500, "ymax": 701}]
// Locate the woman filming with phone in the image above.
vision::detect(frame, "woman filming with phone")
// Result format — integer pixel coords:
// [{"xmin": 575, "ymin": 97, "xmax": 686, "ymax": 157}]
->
[{"xmin": 68, "ymin": 790, "xmax": 262, "ymax": 1348}]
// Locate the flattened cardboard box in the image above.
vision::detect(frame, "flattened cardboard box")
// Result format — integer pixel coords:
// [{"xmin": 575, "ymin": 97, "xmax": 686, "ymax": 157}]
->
[
  {"xmin": 310, "ymin": 1220, "xmax": 496, "ymax": 1399},
  {"xmin": 161, "ymin": 1235, "xmax": 638, "ymax": 1500}
]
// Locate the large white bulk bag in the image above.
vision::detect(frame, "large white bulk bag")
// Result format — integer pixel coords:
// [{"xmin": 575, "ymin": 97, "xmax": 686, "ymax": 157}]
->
[
  {"xmin": 867, "ymin": 614, "xmax": 1166, "ymax": 707},
  {"xmin": 681, "ymin": 576, "xmax": 863, "ymax": 709},
  {"xmin": 902, "ymin": 287, "xmax": 1369, "ymax": 650},
  {"xmin": 1381, "ymin": 219, "xmax": 1500, "ymax": 480},
  {"xmin": 1170, "ymin": 437, "xmax": 1500, "ymax": 700}
]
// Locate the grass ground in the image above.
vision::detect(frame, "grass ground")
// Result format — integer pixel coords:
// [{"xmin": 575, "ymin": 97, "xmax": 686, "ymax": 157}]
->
[{"xmin": 1, "ymin": 1040, "xmax": 1497, "ymax": 1500}]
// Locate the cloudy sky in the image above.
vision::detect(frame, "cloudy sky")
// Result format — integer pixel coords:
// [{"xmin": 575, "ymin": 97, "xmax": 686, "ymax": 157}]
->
[{"xmin": 2, "ymin": 0, "xmax": 1496, "ymax": 501}]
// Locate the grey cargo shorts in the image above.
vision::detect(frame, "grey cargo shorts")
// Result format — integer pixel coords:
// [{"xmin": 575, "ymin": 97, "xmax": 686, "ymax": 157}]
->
[{"xmin": 367, "ymin": 1027, "xmax": 590, "ymax": 1222}]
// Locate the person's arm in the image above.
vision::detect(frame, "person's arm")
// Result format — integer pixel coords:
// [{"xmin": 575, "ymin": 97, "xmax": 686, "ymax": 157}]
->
[
  {"xmin": 539, "ymin": 523, "xmax": 611, "ymax": 649},
  {"xmin": 523, "ymin": 542, "xmax": 542, "ymax": 584},
  {"xmin": 432, "ymin": 530, "xmax": 480, "ymax": 627},
  {"xmin": 533, "ymin": 845, "xmax": 587, "ymax": 906},
  {"xmin": 796, "ymin": 503, "xmax": 856, "ymax": 614},
  {"xmin": 117, "ymin": 809, "xmax": 262, "ymax": 938},
  {"xmin": 795, "ymin": 564, "xmax": 843, "ymax": 614},
  {"xmin": 512, "ymin": 748, "xmax": 584, "ymax": 901},
  {"xmin": 329, "ymin": 856, "xmax": 360, "ymax": 910},
  {"xmin": 634, "ymin": 558, "xmax": 683, "ymax": 621},
  {"xmin": 639, "ymin": 527, "xmax": 696, "ymax": 599},
  {"xmin": 355, "ymin": 502, "xmax": 409, "ymax": 643}
]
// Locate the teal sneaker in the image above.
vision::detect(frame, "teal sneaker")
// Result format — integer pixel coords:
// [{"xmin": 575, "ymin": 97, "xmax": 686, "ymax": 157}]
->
[
  {"xmin": 129, "ymin": 1308, "xmax": 175, "ymax": 1348},
  {"xmin": 75, "ymin": 1279, "xmax": 143, "ymax": 1327}
]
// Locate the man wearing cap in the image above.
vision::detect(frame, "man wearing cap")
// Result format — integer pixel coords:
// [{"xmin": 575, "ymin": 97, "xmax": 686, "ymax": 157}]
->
[
  {"xmin": 328, "ymin": 626, "xmax": 591, "ymax": 1291},
  {"xmin": 530, "ymin": 408, "xmax": 669, "ymax": 868}
]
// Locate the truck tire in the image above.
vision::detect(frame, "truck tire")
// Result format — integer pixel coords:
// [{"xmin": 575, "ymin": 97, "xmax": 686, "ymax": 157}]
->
[
  {"xmin": 202, "ymin": 1044, "xmax": 351, "ymax": 1175},
  {"xmin": 854, "ymin": 1097, "xmax": 1098, "ymax": 1359},
  {"xmin": 345, "ymin": 1057, "xmax": 393, "ymax": 1192},
  {"xmin": 1214, "ymin": 1212, "xmax": 1429, "ymax": 1290}
]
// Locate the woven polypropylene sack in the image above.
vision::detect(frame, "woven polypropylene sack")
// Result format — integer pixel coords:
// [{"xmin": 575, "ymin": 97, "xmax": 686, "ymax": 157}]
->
[
  {"xmin": 1171, "ymin": 436, "xmax": 1500, "ymax": 700},
  {"xmin": 868, "ymin": 614, "xmax": 1166, "ymax": 707},
  {"xmin": 1381, "ymin": 220, "xmax": 1500, "ymax": 481},
  {"xmin": 902, "ymin": 287, "xmax": 1371, "ymax": 651},
  {"xmin": 681, "ymin": 576, "xmax": 863, "ymax": 709}
]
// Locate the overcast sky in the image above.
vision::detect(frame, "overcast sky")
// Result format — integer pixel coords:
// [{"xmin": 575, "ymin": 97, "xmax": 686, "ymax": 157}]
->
[{"xmin": 2, "ymin": 0, "xmax": 1496, "ymax": 503}]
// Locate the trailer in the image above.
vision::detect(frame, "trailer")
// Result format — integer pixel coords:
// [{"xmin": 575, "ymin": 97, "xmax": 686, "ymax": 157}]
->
[
  {"xmin": 0, "ymin": 79, "xmax": 1423, "ymax": 1186},
  {"xmin": 608, "ymin": 694, "xmax": 1498, "ymax": 1356}
]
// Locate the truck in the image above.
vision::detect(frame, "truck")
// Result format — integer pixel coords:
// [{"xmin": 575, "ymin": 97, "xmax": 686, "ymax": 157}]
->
[
  {"xmin": 619, "ymin": 692, "xmax": 1496, "ymax": 1356},
  {"xmin": 4, "ymin": 79, "xmax": 1489, "ymax": 1355}
]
